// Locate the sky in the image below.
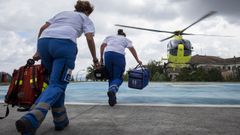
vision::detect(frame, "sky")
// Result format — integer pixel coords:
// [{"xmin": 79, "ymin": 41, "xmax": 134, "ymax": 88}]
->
[{"xmin": 0, "ymin": 0, "xmax": 240, "ymax": 78}]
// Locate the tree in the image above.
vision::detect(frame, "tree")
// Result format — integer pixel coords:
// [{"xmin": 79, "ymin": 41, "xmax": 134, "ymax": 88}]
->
[
  {"xmin": 145, "ymin": 60, "xmax": 164, "ymax": 81},
  {"xmin": 152, "ymin": 72, "xmax": 161, "ymax": 81},
  {"xmin": 86, "ymin": 65, "xmax": 95, "ymax": 81},
  {"xmin": 176, "ymin": 67, "xmax": 223, "ymax": 82},
  {"xmin": 123, "ymin": 72, "xmax": 128, "ymax": 81},
  {"xmin": 176, "ymin": 68, "xmax": 192, "ymax": 81},
  {"xmin": 207, "ymin": 68, "xmax": 223, "ymax": 81}
]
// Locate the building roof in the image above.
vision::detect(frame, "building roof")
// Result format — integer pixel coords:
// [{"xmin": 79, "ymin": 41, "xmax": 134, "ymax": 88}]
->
[
  {"xmin": 190, "ymin": 55, "xmax": 240, "ymax": 65},
  {"xmin": 224, "ymin": 57, "xmax": 240, "ymax": 64}
]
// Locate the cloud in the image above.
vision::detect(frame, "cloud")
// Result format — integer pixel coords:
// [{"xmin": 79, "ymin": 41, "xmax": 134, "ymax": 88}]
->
[
  {"xmin": 0, "ymin": 31, "xmax": 35, "ymax": 73},
  {"xmin": 169, "ymin": 0, "xmax": 240, "ymax": 24},
  {"xmin": 93, "ymin": 0, "xmax": 178, "ymax": 22}
]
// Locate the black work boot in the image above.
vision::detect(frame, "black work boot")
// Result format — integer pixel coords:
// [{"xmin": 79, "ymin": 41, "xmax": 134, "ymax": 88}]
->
[
  {"xmin": 16, "ymin": 117, "xmax": 36, "ymax": 135},
  {"xmin": 107, "ymin": 91, "xmax": 117, "ymax": 107},
  {"xmin": 55, "ymin": 119, "xmax": 69, "ymax": 131}
]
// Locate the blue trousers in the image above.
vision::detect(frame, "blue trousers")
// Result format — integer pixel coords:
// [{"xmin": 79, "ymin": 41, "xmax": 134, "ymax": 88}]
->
[
  {"xmin": 22, "ymin": 38, "xmax": 77, "ymax": 131},
  {"xmin": 104, "ymin": 51, "xmax": 125, "ymax": 93}
]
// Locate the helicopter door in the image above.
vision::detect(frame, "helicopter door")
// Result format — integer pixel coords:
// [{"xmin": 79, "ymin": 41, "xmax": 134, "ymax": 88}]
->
[{"xmin": 182, "ymin": 39, "xmax": 192, "ymax": 56}]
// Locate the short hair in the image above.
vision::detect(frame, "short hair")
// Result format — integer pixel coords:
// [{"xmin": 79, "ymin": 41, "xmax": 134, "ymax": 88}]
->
[
  {"xmin": 75, "ymin": 0, "xmax": 94, "ymax": 15},
  {"xmin": 117, "ymin": 29, "xmax": 126, "ymax": 37}
]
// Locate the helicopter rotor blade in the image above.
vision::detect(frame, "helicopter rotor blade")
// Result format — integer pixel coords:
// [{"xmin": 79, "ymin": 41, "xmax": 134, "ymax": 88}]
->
[
  {"xmin": 182, "ymin": 33, "xmax": 233, "ymax": 37},
  {"xmin": 115, "ymin": 24, "xmax": 175, "ymax": 34},
  {"xmin": 160, "ymin": 35, "xmax": 175, "ymax": 42},
  {"xmin": 181, "ymin": 11, "xmax": 217, "ymax": 33}
]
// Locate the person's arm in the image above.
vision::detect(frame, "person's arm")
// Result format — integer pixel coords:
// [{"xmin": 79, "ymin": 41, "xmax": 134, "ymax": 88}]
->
[
  {"xmin": 33, "ymin": 52, "xmax": 41, "ymax": 61},
  {"xmin": 128, "ymin": 47, "xmax": 142, "ymax": 65},
  {"xmin": 38, "ymin": 22, "xmax": 50, "ymax": 38},
  {"xmin": 85, "ymin": 33, "xmax": 100, "ymax": 67},
  {"xmin": 33, "ymin": 22, "xmax": 51, "ymax": 61},
  {"xmin": 100, "ymin": 43, "xmax": 107, "ymax": 64}
]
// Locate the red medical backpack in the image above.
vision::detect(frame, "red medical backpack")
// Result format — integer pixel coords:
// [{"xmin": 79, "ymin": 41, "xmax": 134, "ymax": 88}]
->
[{"xmin": 0, "ymin": 59, "xmax": 49, "ymax": 119}]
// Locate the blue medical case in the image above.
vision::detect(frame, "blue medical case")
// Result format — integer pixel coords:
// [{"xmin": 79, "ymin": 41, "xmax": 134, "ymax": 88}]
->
[{"xmin": 128, "ymin": 64, "xmax": 150, "ymax": 89}]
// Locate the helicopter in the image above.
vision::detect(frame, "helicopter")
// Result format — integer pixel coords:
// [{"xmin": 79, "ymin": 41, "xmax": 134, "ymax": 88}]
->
[{"xmin": 115, "ymin": 11, "xmax": 230, "ymax": 69}]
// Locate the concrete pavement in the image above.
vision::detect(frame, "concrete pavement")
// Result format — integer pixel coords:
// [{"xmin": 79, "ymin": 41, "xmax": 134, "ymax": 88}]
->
[{"xmin": 0, "ymin": 104, "xmax": 240, "ymax": 135}]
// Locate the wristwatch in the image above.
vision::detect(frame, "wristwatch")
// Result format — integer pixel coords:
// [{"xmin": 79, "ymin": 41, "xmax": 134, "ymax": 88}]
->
[{"xmin": 93, "ymin": 59, "xmax": 98, "ymax": 64}]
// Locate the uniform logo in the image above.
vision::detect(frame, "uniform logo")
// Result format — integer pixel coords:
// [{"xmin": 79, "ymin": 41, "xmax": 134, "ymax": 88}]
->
[{"xmin": 63, "ymin": 69, "xmax": 72, "ymax": 82}]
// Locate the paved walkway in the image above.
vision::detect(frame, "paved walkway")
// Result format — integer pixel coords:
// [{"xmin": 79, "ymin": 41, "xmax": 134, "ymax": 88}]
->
[{"xmin": 0, "ymin": 104, "xmax": 240, "ymax": 135}]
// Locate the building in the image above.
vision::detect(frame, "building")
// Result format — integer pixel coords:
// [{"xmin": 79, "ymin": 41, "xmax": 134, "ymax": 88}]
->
[
  {"xmin": 167, "ymin": 55, "xmax": 240, "ymax": 80},
  {"xmin": 190, "ymin": 55, "xmax": 240, "ymax": 80},
  {"xmin": 190, "ymin": 55, "xmax": 240, "ymax": 70}
]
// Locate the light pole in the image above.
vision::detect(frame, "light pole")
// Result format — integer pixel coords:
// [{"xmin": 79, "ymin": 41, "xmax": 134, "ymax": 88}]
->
[{"xmin": 234, "ymin": 56, "xmax": 236, "ymax": 78}]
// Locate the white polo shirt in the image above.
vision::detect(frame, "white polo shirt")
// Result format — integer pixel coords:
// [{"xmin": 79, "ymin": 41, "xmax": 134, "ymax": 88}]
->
[
  {"xmin": 103, "ymin": 35, "xmax": 133, "ymax": 55},
  {"xmin": 40, "ymin": 11, "xmax": 95, "ymax": 44}
]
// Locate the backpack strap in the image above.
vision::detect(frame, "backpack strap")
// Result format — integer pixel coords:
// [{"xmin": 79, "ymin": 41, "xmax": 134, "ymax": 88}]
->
[
  {"xmin": 13, "ymin": 67, "xmax": 25, "ymax": 106},
  {"xmin": 7, "ymin": 67, "xmax": 25, "ymax": 107},
  {"xmin": 28, "ymin": 59, "xmax": 42, "ymax": 97},
  {"xmin": 0, "ymin": 105, "xmax": 10, "ymax": 119},
  {"xmin": 31, "ymin": 65, "xmax": 41, "ymax": 97}
]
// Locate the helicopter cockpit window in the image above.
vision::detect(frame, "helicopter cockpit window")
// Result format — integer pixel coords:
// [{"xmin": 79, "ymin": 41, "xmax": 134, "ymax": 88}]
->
[
  {"xmin": 168, "ymin": 39, "xmax": 192, "ymax": 56},
  {"xmin": 168, "ymin": 40, "xmax": 178, "ymax": 56},
  {"xmin": 168, "ymin": 40, "xmax": 178, "ymax": 50},
  {"xmin": 183, "ymin": 39, "xmax": 192, "ymax": 56}
]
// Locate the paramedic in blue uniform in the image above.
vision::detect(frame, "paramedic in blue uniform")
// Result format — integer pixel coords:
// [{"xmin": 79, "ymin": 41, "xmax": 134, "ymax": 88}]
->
[
  {"xmin": 15, "ymin": 1, "xmax": 100, "ymax": 134},
  {"xmin": 100, "ymin": 29, "xmax": 142, "ymax": 106}
]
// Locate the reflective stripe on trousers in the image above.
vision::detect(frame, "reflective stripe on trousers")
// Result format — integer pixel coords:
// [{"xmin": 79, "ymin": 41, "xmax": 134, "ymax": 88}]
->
[
  {"xmin": 52, "ymin": 106, "xmax": 68, "ymax": 126},
  {"xmin": 24, "ymin": 102, "xmax": 50, "ymax": 129}
]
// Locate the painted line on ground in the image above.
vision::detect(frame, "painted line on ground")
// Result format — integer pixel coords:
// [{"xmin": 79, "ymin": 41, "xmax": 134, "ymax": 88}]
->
[
  {"xmin": 65, "ymin": 102, "xmax": 240, "ymax": 108},
  {"xmin": 1, "ymin": 101, "xmax": 240, "ymax": 108}
]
